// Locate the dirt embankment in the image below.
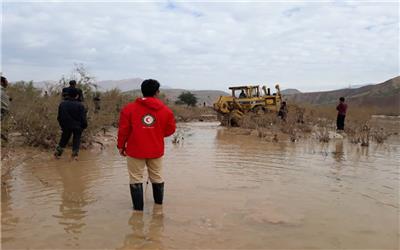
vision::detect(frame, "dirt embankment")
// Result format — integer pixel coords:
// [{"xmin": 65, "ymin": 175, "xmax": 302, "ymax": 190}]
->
[
  {"xmin": 223, "ymin": 110, "xmax": 399, "ymax": 146},
  {"xmin": 222, "ymin": 123, "xmax": 332, "ymax": 143},
  {"xmin": 170, "ymin": 106, "xmax": 218, "ymax": 122},
  {"xmin": 1, "ymin": 147, "xmax": 42, "ymax": 180}
]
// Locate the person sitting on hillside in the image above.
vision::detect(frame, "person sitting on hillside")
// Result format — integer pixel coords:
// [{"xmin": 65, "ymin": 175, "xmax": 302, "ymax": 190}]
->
[
  {"xmin": 62, "ymin": 80, "xmax": 84, "ymax": 102},
  {"xmin": 239, "ymin": 90, "xmax": 247, "ymax": 98},
  {"xmin": 336, "ymin": 97, "xmax": 348, "ymax": 131},
  {"xmin": 54, "ymin": 88, "xmax": 88, "ymax": 160}
]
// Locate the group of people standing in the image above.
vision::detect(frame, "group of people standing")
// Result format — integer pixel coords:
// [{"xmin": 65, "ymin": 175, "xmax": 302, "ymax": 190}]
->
[
  {"xmin": 277, "ymin": 97, "xmax": 348, "ymax": 132},
  {"xmin": 2, "ymin": 76, "xmax": 348, "ymax": 212}
]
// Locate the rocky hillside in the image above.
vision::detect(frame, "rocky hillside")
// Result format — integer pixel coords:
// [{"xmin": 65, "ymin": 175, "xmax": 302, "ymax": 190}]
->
[{"xmin": 287, "ymin": 76, "xmax": 400, "ymax": 114}]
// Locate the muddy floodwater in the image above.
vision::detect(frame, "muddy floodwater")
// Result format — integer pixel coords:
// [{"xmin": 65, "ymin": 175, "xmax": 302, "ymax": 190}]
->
[{"xmin": 2, "ymin": 122, "xmax": 399, "ymax": 249}]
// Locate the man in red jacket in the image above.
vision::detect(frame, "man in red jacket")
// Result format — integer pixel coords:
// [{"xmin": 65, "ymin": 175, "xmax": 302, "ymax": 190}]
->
[{"xmin": 117, "ymin": 79, "xmax": 176, "ymax": 211}]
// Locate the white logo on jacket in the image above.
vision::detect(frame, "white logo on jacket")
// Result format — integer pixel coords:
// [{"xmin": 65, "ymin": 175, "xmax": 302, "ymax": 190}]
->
[{"xmin": 142, "ymin": 114, "xmax": 156, "ymax": 126}]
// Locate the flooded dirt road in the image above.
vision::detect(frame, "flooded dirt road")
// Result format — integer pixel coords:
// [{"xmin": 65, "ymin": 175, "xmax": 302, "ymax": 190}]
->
[{"xmin": 2, "ymin": 122, "xmax": 399, "ymax": 249}]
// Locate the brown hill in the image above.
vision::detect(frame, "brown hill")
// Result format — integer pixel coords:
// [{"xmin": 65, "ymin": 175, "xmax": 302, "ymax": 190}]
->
[
  {"xmin": 287, "ymin": 76, "xmax": 400, "ymax": 114},
  {"xmin": 125, "ymin": 89, "xmax": 229, "ymax": 106}
]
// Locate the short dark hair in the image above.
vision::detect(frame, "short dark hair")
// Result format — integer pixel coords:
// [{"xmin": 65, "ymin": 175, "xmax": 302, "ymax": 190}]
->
[
  {"xmin": 69, "ymin": 80, "xmax": 77, "ymax": 86},
  {"xmin": 339, "ymin": 97, "xmax": 345, "ymax": 102},
  {"xmin": 141, "ymin": 79, "xmax": 160, "ymax": 97}
]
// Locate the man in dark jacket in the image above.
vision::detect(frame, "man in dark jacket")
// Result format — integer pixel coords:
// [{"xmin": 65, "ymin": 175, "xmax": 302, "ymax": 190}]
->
[
  {"xmin": 118, "ymin": 79, "xmax": 176, "ymax": 211},
  {"xmin": 55, "ymin": 88, "xmax": 88, "ymax": 160},
  {"xmin": 62, "ymin": 80, "xmax": 84, "ymax": 102},
  {"xmin": 336, "ymin": 97, "xmax": 348, "ymax": 131}
]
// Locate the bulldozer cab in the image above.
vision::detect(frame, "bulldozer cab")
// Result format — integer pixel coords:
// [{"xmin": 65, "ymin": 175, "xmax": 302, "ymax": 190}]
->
[{"xmin": 229, "ymin": 86, "xmax": 261, "ymax": 99}]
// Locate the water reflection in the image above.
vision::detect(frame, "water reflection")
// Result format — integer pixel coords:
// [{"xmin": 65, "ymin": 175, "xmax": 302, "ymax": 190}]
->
[
  {"xmin": 52, "ymin": 165, "xmax": 91, "ymax": 247},
  {"xmin": 333, "ymin": 140, "xmax": 345, "ymax": 163},
  {"xmin": 214, "ymin": 128, "xmax": 296, "ymax": 183},
  {"xmin": 118, "ymin": 206, "xmax": 164, "ymax": 249},
  {"xmin": 360, "ymin": 145, "xmax": 369, "ymax": 157}
]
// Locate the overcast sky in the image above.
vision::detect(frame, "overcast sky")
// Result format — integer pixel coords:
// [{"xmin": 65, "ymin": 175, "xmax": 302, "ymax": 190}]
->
[{"xmin": 2, "ymin": 0, "xmax": 399, "ymax": 91}]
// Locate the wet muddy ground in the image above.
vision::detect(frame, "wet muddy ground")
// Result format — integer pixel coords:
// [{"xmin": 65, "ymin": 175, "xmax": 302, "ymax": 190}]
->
[{"xmin": 1, "ymin": 122, "xmax": 399, "ymax": 249}]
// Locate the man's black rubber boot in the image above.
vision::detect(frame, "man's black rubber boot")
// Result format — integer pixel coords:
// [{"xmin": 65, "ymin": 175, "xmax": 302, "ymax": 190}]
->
[
  {"xmin": 152, "ymin": 182, "xmax": 164, "ymax": 205},
  {"xmin": 54, "ymin": 145, "xmax": 63, "ymax": 158},
  {"xmin": 129, "ymin": 183, "xmax": 144, "ymax": 211}
]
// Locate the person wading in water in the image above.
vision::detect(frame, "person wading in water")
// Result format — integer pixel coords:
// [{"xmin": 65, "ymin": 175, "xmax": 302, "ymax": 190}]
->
[
  {"xmin": 117, "ymin": 79, "xmax": 176, "ymax": 211},
  {"xmin": 54, "ymin": 88, "xmax": 88, "ymax": 160},
  {"xmin": 336, "ymin": 97, "xmax": 348, "ymax": 131}
]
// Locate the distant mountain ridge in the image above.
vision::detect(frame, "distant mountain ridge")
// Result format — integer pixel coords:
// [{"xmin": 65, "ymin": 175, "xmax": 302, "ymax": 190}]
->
[
  {"xmin": 96, "ymin": 78, "xmax": 144, "ymax": 91},
  {"xmin": 32, "ymin": 78, "xmax": 172, "ymax": 92},
  {"xmin": 96, "ymin": 78, "xmax": 175, "ymax": 91},
  {"xmin": 96, "ymin": 79, "xmax": 228, "ymax": 105},
  {"xmin": 125, "ymin": 88, "xmax": 229, "ymax": 106},
  {"xmin": 30, "ymin": 76, "xmax": 400, "ymax": 113},
  {"xmin": 287, "ymin": 76, "xmax": 400, "ymax": 113}
]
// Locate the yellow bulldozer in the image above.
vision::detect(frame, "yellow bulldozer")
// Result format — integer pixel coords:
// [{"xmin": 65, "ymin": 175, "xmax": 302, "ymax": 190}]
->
[{"xmin": 213, "ymin": 84, "xmax": 282, "ymax": 126}]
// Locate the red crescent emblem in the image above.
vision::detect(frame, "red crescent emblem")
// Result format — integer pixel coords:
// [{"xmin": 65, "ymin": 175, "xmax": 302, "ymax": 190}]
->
[{"xmin": 142, "ymin": 114, "xmax": 155, "ymax": 126}]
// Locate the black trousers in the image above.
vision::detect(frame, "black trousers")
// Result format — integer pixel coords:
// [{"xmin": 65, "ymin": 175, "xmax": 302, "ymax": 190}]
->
[
  {"xmin": 337, "ymin": 114, "xmax": 346, "ymax": 130},
  {"xmin": 59, "ymin": 128, "xmax": 82, "ymax": 152}
]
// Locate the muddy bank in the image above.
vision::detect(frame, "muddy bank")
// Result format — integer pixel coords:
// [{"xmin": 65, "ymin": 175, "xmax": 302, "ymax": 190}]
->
[
  {"xmin": 1, "ymin": 127, "xmax": 118, "ymax": 179},
  {"xmin": 2, "ymin": 122, "xmax": 399, "ymax": 249},
  {"xmin": 1, "ymin": 147, "xmax": 43, "ymax": 180},
  {"xmin": 227, "ymin": 114, "xmax": 400, "ymax": 144},
  {"xmin": 370, "ymin": 115, "xmax": 400, "ymax": 133}
]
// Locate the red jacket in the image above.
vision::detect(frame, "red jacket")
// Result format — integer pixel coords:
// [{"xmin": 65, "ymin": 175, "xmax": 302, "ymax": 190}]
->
[
  {"xmin": 117, "ymin": 97, "xmax": 176, "ymax": 159},
  {"xmin": 336, "ymin": 102, "xmax": 348, "ymax": 115}
]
